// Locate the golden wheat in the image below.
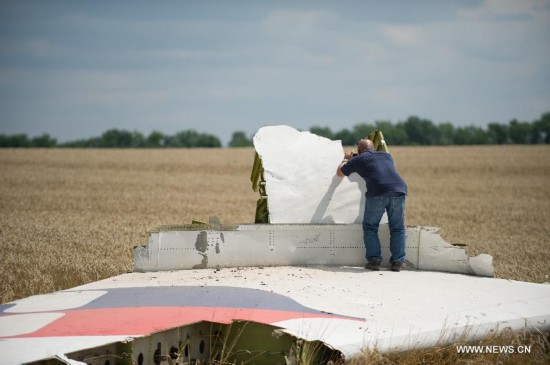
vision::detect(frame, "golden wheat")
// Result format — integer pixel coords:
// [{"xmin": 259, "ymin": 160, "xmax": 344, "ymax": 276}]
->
[
  {"xmin": 392, "ymin": 145, "xmax": 550, "ymax": 283},
  {"xmin": 0, "ymin": 148, "xmax": 258, "ymax": 303},
  {"xmin": 348, "ymin": 327, "xmax": 550, "ymax": 365},
  {"xmin": 1, "ymin": 146, "xmax": 549, "ymax": 303}
]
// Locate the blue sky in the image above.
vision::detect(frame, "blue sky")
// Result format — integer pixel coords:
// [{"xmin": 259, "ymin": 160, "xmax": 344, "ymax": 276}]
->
[{"xmin": 1, "ymin": 0, "xmax": 549, "ymax": 145}]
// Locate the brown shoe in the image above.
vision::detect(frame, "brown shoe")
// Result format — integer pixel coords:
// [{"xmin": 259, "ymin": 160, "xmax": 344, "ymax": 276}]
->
[
  {"xmin": 365, "ymin": 259, "xmax": 382, "ymax": 271},
  {"xmin": 391, "ymin": 261, "xmax": 404, "ymax": 272}
]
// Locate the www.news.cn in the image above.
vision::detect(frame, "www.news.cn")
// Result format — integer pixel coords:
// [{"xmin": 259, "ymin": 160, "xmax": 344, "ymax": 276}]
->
[{"xmin": 456, "ymin": 345, "xmax": 531, "ymax": 354}]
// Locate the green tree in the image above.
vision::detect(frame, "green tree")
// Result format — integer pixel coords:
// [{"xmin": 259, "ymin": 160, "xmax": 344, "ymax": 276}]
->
[
  {"xmin": 334, "ymin": 128, "xmax": 356, "ymax": 146},
  {"xmin": 352, "ymin": 123, "xmax": 375, "ymax": 142},
  {"xmin": 196, "ymin": 133, "xmax": 222, "ymax": 147},
  {"xmin": 146, "ymin": 131, "xmax": 165, "ymax": 147},
  {"xmin": 487, "ymin": 123, "xmax": 509, "ymax": 144},
  {"xmin": 99, "ymin": 129, "xmax": 134, "ymax": 147},
  {"xmin": 169, "ymin": 130, "xmax": 197, "ymax": 147},
  {"xmin": 167, "ymin": 130, "xmax": 221, "ymax": 147},
  {"xmin": 309, "ymin": 126, "xmax": 334, "ymax": 140},
  {"xmin": 453, "ymin": 126, "xmax": 489, "ymax": 145},
  {"xmin": 31, "ymin": 133, "xmax": 57, "ymax": 147},
  {"xmin": 532, "ymin": 112, "xmax": 550, "ymax": 143},
  {"xmin": 436, "ymin": 123, "xmax": 455, "ymax": 145},
  {"xmin": 373, "ymin": 121, "xmax": 408, "ymax": 145},
  {"xmin": 0, "ymin": 134, "xmax": 31, "ymax": 147},
  {"xmin": 402, "ymin": 116, "xmax": 439, "ymax": 145},
  {"xmin": 508, "ymin": 119, "xmax": 532, "ymax": 144},
  {"xmin": 229, "ymin": 131, "xmax": 253, "ymax": 147},
  {"xmin": 61, "ymin": 137, "xmax": 101, "ymax": 147}
]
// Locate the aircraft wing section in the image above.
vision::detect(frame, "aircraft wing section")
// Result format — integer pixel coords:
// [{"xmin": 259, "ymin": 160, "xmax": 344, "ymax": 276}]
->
[{"xmin": 1, "ymin": 267, "xmax": 549, "ymax": 364}]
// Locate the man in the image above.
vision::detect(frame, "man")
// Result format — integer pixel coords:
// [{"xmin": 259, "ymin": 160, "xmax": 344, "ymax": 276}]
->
[{"xmin": 336, "ymin": 139, "xmax": 408, "ymax": 272}]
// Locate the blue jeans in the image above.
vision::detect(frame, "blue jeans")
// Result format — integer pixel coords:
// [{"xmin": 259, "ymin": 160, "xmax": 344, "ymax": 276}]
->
[{"xmin": 362, "ymin": 192, "xmax": 406, "ymax": 263}]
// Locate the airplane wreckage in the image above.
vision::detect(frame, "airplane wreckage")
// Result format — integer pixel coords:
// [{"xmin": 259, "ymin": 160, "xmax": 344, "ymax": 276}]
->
[{"xmin": 1, "ymin": 125, "xmax": 549, "ymax": 365}]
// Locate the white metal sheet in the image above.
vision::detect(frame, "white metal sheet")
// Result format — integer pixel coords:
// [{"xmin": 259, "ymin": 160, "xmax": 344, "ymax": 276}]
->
[
  {"xmin": 134, "ymin": 224, "xmax": 492, "ymax": 276},
  {"xmin": 253, "ymin": 125, "xmax": 373, "ymax": 224}
]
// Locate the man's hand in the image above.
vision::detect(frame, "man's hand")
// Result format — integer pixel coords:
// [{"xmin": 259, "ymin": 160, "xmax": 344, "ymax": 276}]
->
[
  {"xmin": 344, "ymin": 151, "xmax": 355, "ymax": 160},
  {"xmin": 337, "ymin": 150, "xmax": 356, "ymax": 177},
  {"xmin": 336, "ymin": 151, "xmax": 357, "ymax": 177}
]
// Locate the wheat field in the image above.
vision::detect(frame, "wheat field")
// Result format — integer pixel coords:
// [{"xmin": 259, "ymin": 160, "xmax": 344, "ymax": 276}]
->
[
  {"xmin": 1, "ymin": 146, "xmax": 549, "ymax": 303},
  {"xmin": 1, "ymin": 146, "xmax": 549, "ymax": 364}
]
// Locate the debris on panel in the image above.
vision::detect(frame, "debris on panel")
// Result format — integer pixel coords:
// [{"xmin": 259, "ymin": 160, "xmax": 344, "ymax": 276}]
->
[{"xmin": 367, "ymin": 129, "xmax": 389, "ymax": 152}]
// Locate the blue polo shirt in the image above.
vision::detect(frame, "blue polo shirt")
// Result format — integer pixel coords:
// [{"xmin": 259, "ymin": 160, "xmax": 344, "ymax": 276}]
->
[{"xmin": 341, "ymin": 150, "xmax": 407, "ymax": 197}]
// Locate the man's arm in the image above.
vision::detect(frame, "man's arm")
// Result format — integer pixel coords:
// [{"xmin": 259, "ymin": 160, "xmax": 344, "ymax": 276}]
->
[
  {"xmin": 336, "ymin": 161, "xmax": 347, "ymax": 177},
  {"xmin": 336, "ymin": 151, "xmax": 355, "ymax": 177}
]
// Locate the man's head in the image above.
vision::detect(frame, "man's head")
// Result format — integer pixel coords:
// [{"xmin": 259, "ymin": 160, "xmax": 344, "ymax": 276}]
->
[{"xmin": 357, "ymin": 139, "xmax": 374, "ymax": 154}]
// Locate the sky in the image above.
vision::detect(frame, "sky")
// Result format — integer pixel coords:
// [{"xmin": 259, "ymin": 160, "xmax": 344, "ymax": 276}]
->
[{"xmin": 1, "ymin": 0, "xmax": 549, "ymax": 145}]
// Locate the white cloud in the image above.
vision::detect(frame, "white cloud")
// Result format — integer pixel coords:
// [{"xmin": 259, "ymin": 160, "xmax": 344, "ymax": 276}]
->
[{"xmin": 380, "ymin": 24, "xmax": 426, "ymax": 47}]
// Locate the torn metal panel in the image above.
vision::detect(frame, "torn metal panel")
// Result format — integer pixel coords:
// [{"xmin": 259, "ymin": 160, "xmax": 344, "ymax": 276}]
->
[
  {"xmin": 416, "ymin": 227, "xmax": 493, "ymax": 277},
  {"xmin": 134, "ymin": 222, "xmax": 493, "ymax": 276},
  {"xmin": 253, "ymin": 125, "xmax": 370, "ymax": 224}
]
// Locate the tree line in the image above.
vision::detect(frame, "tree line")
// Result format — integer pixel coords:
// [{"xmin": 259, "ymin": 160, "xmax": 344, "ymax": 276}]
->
[
  {"xmin": 311, "ymin": 113, "xmax": 550, "ymax": 146},
  {"xmin": 0, "ymin": 129, "xmax": 221, "ymax": 148},
  {"xmin": 1, "ymin": 112, "xmax": 549, "ymax": 148},
  {"xmin": 232, "ymin": 112, "xmax": 550, "ymax": 147}
]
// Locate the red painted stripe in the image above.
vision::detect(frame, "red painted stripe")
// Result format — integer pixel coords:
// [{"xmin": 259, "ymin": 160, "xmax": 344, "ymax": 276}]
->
[{"xmin": 10, "ymin": 306, "xmax": 362, "ymax": 338}]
